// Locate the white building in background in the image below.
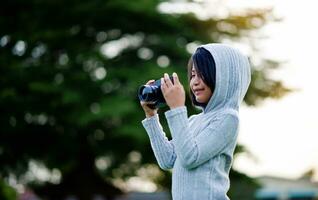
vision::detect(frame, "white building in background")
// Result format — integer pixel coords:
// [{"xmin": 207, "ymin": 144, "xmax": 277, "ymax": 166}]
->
[{"xmin": 255, "ymin": 176, "xmax": 318, "ymax": 200}]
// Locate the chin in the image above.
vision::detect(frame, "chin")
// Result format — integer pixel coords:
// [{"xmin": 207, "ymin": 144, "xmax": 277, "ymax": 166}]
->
[
  {"xmin": 196, "ymin": 97, "xmax": 208, "ymax": 104},
  {"xmin": 195, "ymin": 98, "xmax": 204, "ymax": 103}
]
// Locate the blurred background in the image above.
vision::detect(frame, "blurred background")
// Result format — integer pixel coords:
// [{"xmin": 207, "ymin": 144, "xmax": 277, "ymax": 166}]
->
[{"xmin": 1, "ymin": 0, "xmax": 317, "ymax": 199}]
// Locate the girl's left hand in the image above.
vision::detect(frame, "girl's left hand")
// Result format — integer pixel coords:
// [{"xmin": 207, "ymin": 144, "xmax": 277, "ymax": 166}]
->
[{"xmin": 161, "ymin": 72, "xmax": 185, "ymax": 109}]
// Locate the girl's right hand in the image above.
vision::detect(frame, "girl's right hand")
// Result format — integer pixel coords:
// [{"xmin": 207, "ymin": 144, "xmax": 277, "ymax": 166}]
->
[{"xmin": 140, "ymin": 80, "xmax": 159, "ymax": 118}]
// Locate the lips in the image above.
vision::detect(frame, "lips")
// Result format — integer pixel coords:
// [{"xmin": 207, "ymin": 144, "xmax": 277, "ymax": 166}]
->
[{"xmin": 193, "ymin": 88, "xmax": 204, "ymax": 95}]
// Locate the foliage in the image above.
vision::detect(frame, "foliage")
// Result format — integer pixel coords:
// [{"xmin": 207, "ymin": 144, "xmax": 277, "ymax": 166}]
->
[{"xmin": 0, "ymin": 178, "xmax": 17, "ymax": 200}]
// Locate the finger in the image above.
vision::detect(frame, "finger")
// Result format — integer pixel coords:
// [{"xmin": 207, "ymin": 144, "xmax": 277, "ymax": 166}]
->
[
  {"xmin": 160, "ymin": 78, "xmax": 166, "ymax": 91},
  {"xmin": 146, "ymin": 79, "xmax": 155, "ymax": 85},
  {"xmin": 172, "ymin": 72, "xmax": 180, "ymax": 84},
  {"xmin": 164, "ymin": 73, "xmax": 173, "ymax": 87},
  {"xmin": 140, "ymin": 101, "xmax": 157, "ymax": 110}
]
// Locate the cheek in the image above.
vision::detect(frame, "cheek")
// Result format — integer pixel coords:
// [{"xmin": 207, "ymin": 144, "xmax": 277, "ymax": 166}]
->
[
  {"xmin": 189, "ymin": 78, "xmax": 193, "ymax": 85},
  {"xmin": 206, "ymin": 89, "xmax": 212, "ymax": 99},
  {"xmin": 202, "ymin": 87, "xmax": 211, "ymax": 98},
  {"xmin": 189, "ymin": 79, "xmax": 194, "ymax": 90}
]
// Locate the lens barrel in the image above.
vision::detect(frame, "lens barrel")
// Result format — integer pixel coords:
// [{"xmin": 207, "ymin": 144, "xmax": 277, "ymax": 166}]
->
[{"xmin": 138, "ymin": 76, "xmax": 173, "ymax": 108}]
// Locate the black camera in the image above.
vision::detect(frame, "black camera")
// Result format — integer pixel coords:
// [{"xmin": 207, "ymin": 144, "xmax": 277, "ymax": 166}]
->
[{"xmin": 138, "ymin": 77, "xmax": 173, "ymax": 108}]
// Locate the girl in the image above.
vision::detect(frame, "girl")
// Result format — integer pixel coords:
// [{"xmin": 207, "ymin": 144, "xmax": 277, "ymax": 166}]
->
[{"xmin": 140, "ymin": 43, "xmax": 251, "ymax": 200}]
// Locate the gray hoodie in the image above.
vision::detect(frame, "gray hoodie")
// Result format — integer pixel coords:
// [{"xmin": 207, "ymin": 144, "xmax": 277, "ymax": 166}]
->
[{"xmin": 142, "ymin": 43, "xmax": 251, "ymax": 200}]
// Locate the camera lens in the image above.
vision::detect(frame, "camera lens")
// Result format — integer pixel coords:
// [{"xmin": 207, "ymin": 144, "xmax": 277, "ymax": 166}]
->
[
  {"xmin": 139, "ymin": 85, "xmax": 157, "ymax": 102},
  {"xmin": 138, "ymin": 80, "xmax": 162, "ymax": 107},
  {"xmin": 138, "ymin": 76, "xmax": 173, "ymax": 108}
]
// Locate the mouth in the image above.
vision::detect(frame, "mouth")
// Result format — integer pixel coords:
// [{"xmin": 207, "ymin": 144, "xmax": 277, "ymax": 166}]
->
[{"xmin": 193, "ymin": 88, "xmax": 204, "ymax": 96}]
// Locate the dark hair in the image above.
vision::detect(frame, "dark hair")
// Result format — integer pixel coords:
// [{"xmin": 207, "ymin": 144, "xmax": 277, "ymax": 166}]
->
[{"xmin": 187, "ymin": 47, "xmax": 216, "ymax": 107}]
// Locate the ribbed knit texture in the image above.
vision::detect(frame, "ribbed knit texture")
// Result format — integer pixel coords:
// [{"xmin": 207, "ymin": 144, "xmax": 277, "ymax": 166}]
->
[{"xmin": 142, "ymin": 43, "xmax": 251, "ymax": 200}]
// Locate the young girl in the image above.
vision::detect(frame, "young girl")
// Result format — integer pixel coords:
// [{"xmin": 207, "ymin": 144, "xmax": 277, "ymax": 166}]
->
[{"xmin": 140, "ymin": 43, "xmax": 251, "ymax": 200}]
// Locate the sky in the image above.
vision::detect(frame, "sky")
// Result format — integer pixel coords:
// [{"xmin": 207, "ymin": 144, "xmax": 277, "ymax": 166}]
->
[{"xmin": 224, "ymin": 0, "xmax": 318, "ymax": 181}]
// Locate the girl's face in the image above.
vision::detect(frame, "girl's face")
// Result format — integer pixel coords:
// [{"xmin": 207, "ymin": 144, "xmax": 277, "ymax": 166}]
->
[{"xmin": 190, "ymin": 67, "xmax": 213, "ymax": 104}]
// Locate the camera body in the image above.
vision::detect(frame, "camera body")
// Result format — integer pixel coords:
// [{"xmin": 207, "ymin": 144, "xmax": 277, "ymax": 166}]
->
[{"xmin": 138, "ymin": 77, "xmax": 173, "ymax": 108}]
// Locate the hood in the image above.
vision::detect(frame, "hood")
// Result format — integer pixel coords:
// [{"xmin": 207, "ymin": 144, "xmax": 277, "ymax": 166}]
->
[{"xmin": 199, "ymin": 43, "xmax": 251, "ymax": 113}]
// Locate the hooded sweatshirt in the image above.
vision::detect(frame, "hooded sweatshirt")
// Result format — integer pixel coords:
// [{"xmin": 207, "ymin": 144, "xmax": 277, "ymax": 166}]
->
[{"xmin": 141, "ymin": 43, "xmax": 251, "ymax": 200}]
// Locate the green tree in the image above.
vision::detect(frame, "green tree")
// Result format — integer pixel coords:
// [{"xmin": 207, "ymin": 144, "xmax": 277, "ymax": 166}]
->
[
  {"xmin": 0, "ymin": 0, "xmax": 290, "ymax": 199},
  {"xmin": 0, "ymin": 178, "xmax": 17, "ymax": 200}
]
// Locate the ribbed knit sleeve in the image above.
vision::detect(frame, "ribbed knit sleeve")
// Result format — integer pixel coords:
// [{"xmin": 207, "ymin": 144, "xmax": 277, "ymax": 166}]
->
[
  {"xmin": 165, "ymin": 106, "xmax": 238, "ymax": 169},
  {"xmin": 142, "ymin": 114, "xmax": 176, "ymax": 170}
]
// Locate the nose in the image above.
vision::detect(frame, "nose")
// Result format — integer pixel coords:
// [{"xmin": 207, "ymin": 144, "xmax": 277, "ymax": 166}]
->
[{"xmin": 192, "ymin": 75, "xmax": 201, "ymax": 85}]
